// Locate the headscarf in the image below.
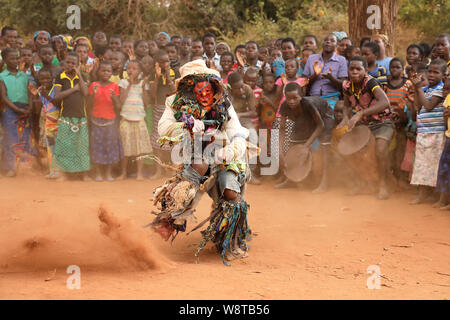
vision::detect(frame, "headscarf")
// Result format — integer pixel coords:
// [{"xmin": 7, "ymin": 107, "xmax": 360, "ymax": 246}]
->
[
  {"xmin": 61, "ymin": 35, "xmax": 74, "ymax": 51},
  {"xmin": 332, "ymin": 31, "xmax": 348, "ymax": 42},
  {"xmin": 157, "ymin": 32, "xmax": 171, "ymax": 42},
  {"xmin": 374, "ymin": 34, "xmax": 389, "ymax": 46},
  {"xmin": 73, "ymin": 36, "xmax": 93, "ymax": 51},
  {"xmin": 51, "ymin": 35, "xmax": 67, "ymax": 51},
  {"xmin": 216, "ymin": 42, "xmax": 231, "ymax": 53},
  {"xmin": 33, "ymin": 30, "xmax": 51, "ymax": 41}
]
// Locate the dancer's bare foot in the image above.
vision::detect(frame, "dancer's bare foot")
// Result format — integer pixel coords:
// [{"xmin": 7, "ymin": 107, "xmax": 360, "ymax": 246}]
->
[
  {"xmin": 312, "ymin": 183, "xmax": 327, "ymax": 194},
  {"xmin": 440, "ymin": 204, "xmax": 450, "ymax": 210}
]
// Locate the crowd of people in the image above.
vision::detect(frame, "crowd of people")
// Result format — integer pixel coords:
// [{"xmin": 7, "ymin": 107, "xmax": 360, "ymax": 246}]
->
[{"xmin": 0, "ymin": 25, "xmax": 449, "ymax": 207}]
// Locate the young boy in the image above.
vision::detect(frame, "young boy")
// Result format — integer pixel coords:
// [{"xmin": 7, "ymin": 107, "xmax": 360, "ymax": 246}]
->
[
  {"xmin": 191, "ymin": 39, "xmax": 204, "ymax": 57},
  {"xmin": 361, "ymin": 42, "xmax": 388, "ymax": 87},
  {"xmin": 202, "ymin": 33, "xmax": 220, "ymax": 70},
  {"xmin": 276, "ymin": 82, "xmax": 334, "ymax": 193},
  {"xmin": 0, "ymin": 48, "xmax": 33, "ymax": 177},
  {"xmin": 179, "ymin": 37, "xmax": 192, "ymax": 67},
  {"xmin": 109, "ymin": 35, "xmax": 122, "ymax": 52},
  {"xmin": 53, "ymin": 52, "xmax": 90, "ymax": 180},
  {"xmin": 243, "ymin": 67, "xmax": 263, "ymax": 130},
  {"xmin": 34, "ymin": 45, "xmax": 61, "ymax": 78},
  {"xmin": 165, "ymin": 43, "xmax": 181, "ymax": 75}
]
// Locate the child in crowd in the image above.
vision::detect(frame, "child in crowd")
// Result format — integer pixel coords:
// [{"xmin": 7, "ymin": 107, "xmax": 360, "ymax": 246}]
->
[
  {"xmin": 219, "ymin": 51, "xmax": 234, "ymax": 84},
  {"xmin": 276, "ymin": 82, "xmax": 334, "ymax": 193},
  {"xmin": 433, "ymin": 34, "xmax": 449, "ymax": 64},
  {"xmin": 150, "ymin": 50, "xmax": 178, "ymax": 178},
  {"xmin": 385, "ymin": 58, "xmax": 414, "ymax": 186},
  {"xmin": 0, "ymin": 48, "xmax": 32, "ymax": 177},
  {"xmin": 134, "ymin": 40, "xmax": 150, "ymax": 61},
  {"xmin": 409, "ymin": 59, "xmax": 447, "ymax": 204},
  {"xmin": 36, "ymin": 68, "xmax": 59, "ymax": 179},
  {"xmin": 344, "ymin": 46, "xmax": 361, "ymax": 61},
  {"xmin": 75, "ymin": 43, "xmax": 95, "ymax": 80},
  {"xmin": 191, "ymin": 39, "xmax": 204, "ymax": 57},
  {"xmin": 337, "ymin": 37, "xmax": 353, "ymax": 57},
  {"xmin": 406, "ymin": 44, "xmax": 424, "ymax": 68},
  {"xmin": 148, "ymin": 40, "xmax": 159, "ymax": 58},
  {"xmin": 216, "ymin": 42, "xmax": 230, "ymax": 56},
  {"xmin": 179, "ymin": 37, "xmax": 192, "ymax": 66},
  {"xmin": 258, "ymin": 73, "xmax": 278, "ymax": 130},
  {"xmin": 109, "ymin": 35, "xmax": 122, "ymax": 52},
  {"xmin": 275, "ymin": 58, "xmax": 307, "ymax": 116},
  {"xmin": 118, "ymin": 60, "xmax": 152, "ymax": 181},
  {"xmin": 436, "ymin": 78, "xmax": 450, "ymax": 209},
  {"xmin": 362, "ymin": 42, "xmax": 388, "ymax": 87},
  {"xmin": 228, "ymin": 71, "xmax": 260, "ymax": 184},
  {"xmin": 343, "ymin": 56, "xmax": 394, "ymax": 200},
  {"xmin": 87, "ymin": 61, "xmax": 122, "ymax": 182},
  {"xmin": 109, "ymin": 51, "xmax": 127, "ymax": 83},
  {"xmin": 19, "ymin": 47, "xmax": 37, "ymax": 85},
  {"xmin": 299, "ymin": 48, "xmax": 314, "ymax": 76},
  {"xmin": 165, "ymin": 43, "xmax": 180, "ymax": 75},
  {"xmin": 244, "ymin": 67, "xmax": 263, "ymax": 130},
  {"xmin": 35, "ymin": 45, "xmax": 61, "ymax": 78},
  {"xmin": 258, "ymin": 46, "xmax": 269, "ymax": 64},
  {"xmin": 303, "ymin": 35, "xmax": 318, "ymax": 52},
  {"xmin": 53, "ymin": 52, "xmax": 90, "ymax": 180}
]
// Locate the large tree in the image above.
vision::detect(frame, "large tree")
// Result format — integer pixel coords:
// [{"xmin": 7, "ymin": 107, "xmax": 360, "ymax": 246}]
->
[{"xmin": 348, "ymin": 0, "xmax": 398, "ymax": 56}]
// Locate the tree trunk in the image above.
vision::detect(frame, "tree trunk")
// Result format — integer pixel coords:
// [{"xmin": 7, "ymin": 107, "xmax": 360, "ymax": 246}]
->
[{"xmin": 348, "ymin": 0, "xmax": 398, "ymax": 56}]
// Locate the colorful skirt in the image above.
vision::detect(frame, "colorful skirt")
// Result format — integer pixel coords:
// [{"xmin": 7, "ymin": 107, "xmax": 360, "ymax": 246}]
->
[
  {"xmin": 90, "ymin": 117, "xmax": 123, "ymax": 165},
  {"xmin": 53, "ymin": 116, "xmax": 90, "ymax": 172},
  {"xmin": 411, "ymin": 132, "xmax": 445, "ymax": 187},
  {"xmin": 436, "ymin": 137, "xmax": 450, "ymax": 195},
  {"xmin": 151, "ymin": 104, "xmax": 171, "ymax": 151},
  {"xmin": 120, "ymin": 118, "xmax": 152, "ymax": 157}
]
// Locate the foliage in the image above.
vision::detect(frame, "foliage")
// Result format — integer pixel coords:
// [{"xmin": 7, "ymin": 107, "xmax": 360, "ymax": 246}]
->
[{"xmin": 399, "ymin": 0, "xmax": 450, "ymax": 43}]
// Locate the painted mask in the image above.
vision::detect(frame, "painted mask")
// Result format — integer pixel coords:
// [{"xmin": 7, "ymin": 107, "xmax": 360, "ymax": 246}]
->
[{"xmin": 194, "ymin": 81, "xmax": 214, "ymax": 112}]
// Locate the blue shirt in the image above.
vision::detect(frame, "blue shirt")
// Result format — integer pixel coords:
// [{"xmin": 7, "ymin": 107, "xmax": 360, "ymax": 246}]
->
[
  {"xmin": 376, "ymin": 57, "xmax": 392, "ymax": 76},
  {"xmin": 302, "ymin": 53, "xmax": 348, "ymax": 96}
]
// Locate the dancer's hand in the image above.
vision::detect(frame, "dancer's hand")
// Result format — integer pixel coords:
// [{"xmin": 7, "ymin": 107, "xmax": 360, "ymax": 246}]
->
[{"xmin": 192, "ymin": 119, "xmax": 205, "ymax": 133}]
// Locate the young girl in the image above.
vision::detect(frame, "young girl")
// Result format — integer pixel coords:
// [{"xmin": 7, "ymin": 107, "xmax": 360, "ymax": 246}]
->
[
  {"xmin": 362, "ymin": 42, "xmax": 388, "ymax": 87},
  {"xmin": 275, "ymin": 58, "xmax": 307, "ymax": 116},
  {"xmin": 32, "ymin": 31, "xmax": 59, "ymax": 66},
  {"xmin": 343, "ymin": 56, "xmax": 394, "ymax": 200},
  {"xmin": 53, "ymin": 52, "xmax": 90, "ymax": 180},
  {"xmin": 36, "ymin": 68, "xmax": 60, "ymax": 179},
  {"xmin": 406, "ymin": 44, "xmax": 424, "ymax": 68},
  {"xmin": 219, "ymin": 51, "xmax": 234, "ymax": 84},
  {"xmin": 0, "ymin": 48, "xmax": 33, "ymax": 177},
  {"xmin": 109, "ymin": 51, "xmax": 127, "ymax": 84},
  {"xmin": 19, "ymin": 47, "xmax": 37, "ymax": 85},
  {"xmin": 88, "ymin": 61, "xmax": 122, "ymax": 182},
  {"xmin": 385, "ymin": 58, "xmax": 414, "ymax": 186},
  {"xmin": 134, "ymin": 40, "xmax": 150, "ymax": 61},
  {"xmin": 410, "ymin": 59, "xmax": 447, "ymax": 204},
  {"xmin": 258, "ymin": 73, "xmax": 278, "ymax": 129},
  {"xmin": 118, "ymin": 60, "xmax": 152, "ymax": 181},
  {"xmin": 436, "ymin": 78, "xmax": 450, "ymax": 209},
  {"xmin": 150, "ymin": 50, "xmax": 178, "ymax": 178}
]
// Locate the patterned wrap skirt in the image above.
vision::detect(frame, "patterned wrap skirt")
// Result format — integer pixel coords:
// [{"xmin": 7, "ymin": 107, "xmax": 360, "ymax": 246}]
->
[
  {"xmin": 53, "ymin": 116, "xmax": 90, "ymax": 172},
  {"xmin": 120, "ymin": 118, "xmax": 152, "ymax": 157},
  {"xmin": 436, "ymin": 137, "xmax": 450, "ymax": 195},
  {"xmin": 411, "ymin": 132, "xmax": 445, "ymax": 187},
  {"xmin": 151, "ymin": 104, "xmax": 172, "ymax": 151},
  {"xmin": 90, "ymin": 117, "xmax": 123, "ymax": 165}
]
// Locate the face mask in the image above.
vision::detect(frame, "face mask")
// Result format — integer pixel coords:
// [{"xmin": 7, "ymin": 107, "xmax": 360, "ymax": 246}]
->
[{"xmin": 194, "ymin": 81, "xmax": 214, "ymax": 112}]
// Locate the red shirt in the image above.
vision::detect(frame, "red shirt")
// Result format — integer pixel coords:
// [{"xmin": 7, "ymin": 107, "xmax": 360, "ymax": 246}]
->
[{"xmin": 89, "ymin": 82, "xmax": 119, "ymax": 119}]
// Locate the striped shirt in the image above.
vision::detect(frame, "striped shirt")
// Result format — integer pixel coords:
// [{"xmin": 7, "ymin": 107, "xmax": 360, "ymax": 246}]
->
[
  {"xmin": 417, "ymin": 81, "xmax": 445, "ymax": 134},
  {"xmin": 118, "ymin": 79, "xmax": 149, "ymax": 121},
  {"xmin": 385, "ymin": 79, "xmax": 411, "ymax": 105},
  {"xmin": 369, "ymin": 65, "xmax": 388, "ymax": 87}
]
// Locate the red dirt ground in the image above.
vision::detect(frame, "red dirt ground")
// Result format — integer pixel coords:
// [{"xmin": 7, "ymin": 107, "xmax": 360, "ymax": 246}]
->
[{"xmin": 0, "ymin": 175, "xmax": 449, "ymax": 300}]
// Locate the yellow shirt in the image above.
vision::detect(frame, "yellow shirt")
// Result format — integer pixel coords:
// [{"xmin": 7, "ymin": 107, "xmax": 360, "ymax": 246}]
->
[{"xmin": 109, "ymin": 71, "xmax": 128, "ymax": 84}]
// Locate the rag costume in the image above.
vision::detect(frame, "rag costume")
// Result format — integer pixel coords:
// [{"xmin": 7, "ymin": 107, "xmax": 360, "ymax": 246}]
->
[{"xmin": 148, "ymin": 60, "xmax": 253, "ymax": 266}]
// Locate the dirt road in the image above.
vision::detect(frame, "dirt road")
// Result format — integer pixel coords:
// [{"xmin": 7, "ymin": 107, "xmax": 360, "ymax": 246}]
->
[{"xmin": 0, "ymin": 176, "xmax": 449, "ymax": 299}]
